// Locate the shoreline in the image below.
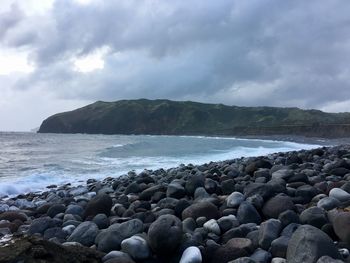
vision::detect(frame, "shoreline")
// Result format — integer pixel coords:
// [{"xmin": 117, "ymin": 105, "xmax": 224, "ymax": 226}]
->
[{"xmin": 1, "ymin": 145, "xmax": 350, "ymax": 262}]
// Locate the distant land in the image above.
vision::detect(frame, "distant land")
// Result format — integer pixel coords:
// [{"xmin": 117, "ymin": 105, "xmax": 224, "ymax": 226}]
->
[{"xmin": 38, "ymin": 99, "xmax": 350, "ymax": 138}]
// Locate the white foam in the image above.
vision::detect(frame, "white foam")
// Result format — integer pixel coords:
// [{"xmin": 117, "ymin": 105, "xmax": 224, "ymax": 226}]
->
[{"xmin": 0, "ymin": 138, "xmax": 320, "ymax": 198}]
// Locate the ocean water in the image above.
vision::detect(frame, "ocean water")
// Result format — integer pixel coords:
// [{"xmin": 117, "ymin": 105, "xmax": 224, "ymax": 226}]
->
[{"xmin": 0, "ymin": 132, "xmax": 323, "ymax": 197}]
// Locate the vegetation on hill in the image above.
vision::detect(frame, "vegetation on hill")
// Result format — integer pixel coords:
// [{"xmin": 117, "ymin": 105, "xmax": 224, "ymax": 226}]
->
[{"xmin": 38, "ymin": 99, "xmax": 350, "ymax": 137}]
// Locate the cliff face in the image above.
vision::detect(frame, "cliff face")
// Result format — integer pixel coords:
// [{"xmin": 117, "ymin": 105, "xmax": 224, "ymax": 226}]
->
[{"xmin": 38, "ymin": 99, "xmax": 350, "ymax": 138}]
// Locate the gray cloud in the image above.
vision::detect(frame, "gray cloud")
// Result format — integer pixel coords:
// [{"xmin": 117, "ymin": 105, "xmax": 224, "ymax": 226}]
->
[{"xmin": 1, "ymin": 0, "xmax": 350, "ymax": 130}]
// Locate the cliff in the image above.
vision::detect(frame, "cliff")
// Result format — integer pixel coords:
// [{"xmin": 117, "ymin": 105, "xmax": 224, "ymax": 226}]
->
[{"xmin": 38, "ymin": 99, "xmax": 350, "ymax": 138}]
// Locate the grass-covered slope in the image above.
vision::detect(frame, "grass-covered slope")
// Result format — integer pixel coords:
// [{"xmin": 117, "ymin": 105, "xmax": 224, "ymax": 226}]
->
[{"xmin": 38, "ymin": 99, "xmax": 350, "ymax": 137}]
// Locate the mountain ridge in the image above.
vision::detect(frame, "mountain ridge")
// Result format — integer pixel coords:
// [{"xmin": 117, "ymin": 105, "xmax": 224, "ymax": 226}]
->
[{"xmin": 38, "ymin": 99, "xmax": 350, "ymax": 138}]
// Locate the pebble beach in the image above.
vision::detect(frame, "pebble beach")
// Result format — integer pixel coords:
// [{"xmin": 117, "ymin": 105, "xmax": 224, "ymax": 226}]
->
[{"xmin": 1, "ymin": 145, "xmax": 350, "ymax": 263}]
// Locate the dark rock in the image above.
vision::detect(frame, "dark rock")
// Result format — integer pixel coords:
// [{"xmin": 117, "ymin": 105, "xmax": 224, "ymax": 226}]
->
[
  {"xmin": 244, "ymin": 183, "xmax": 274, "ymax": 200},
  {"xmin": 124, "ymin": 182, "xmax": 142, "ymax": 194},
  {"xmin": 299, "ymin": 207, "xmax": 328, "ymax": 229},
  {"xmin": 258, "ymin": 219, "xmax": 282, "ymax": 250},
  {"xmin": 250, "ymin": 248, "xmax": 272, "ymax": 263},
  {"xmin": 286, "ymin": 225, "xmax": 341, "ymax": 263},
  {"xmin": 182, "ymin": 201, "xmax": 219, "ymax": 220},
  {"xmin": 278, "ymin": 210, "xmax": 300, "ymax": 227},
  {"xmin": 47, "ymin": 204, "xmax": 66, "ymax": 218},
  {"xmin": 281, "ymin": 223, "xmax": 300, "ymax": 238},
  {"xmin": 96, "ymin": 219, "xmax": 143, "ymax": 252},
  {"xmin": 28, "ymin": 216, "xmax": 56, "ymax": 235},
  {"xmin": 148, "ymin": 214, "xmax": 183, "ymax": 255},
  {"xmin": 217, "ymin": 215, "xmax": 239, "ymax": 233},
  {"xmin": 270, "ymin": 236, "xmax": 289, "ymax": 258},
  {"xmin": 167, "ymin": 183, "xmax": 186, "ymax": 199},
  {"xmin": 43, "ymin": 227, "xmax": 67, "ymax": 240},
  {"xmin": 0, "ymin": 235, "xmax": 104, "ymax": 263},
  {"xmin": 175, "ymin": 199, "xmax": 191, "ymax": 217},
  {"xmin": 330, "ymin": 167, "xmax": 350, "ymax": 177},
  {"xmin": 0, "ymin": 211, "xmax": 27, "ymax": 222},
  {"xmin": 66, "ymin": 204, "xmax": 84, "ymax": 216},
  {"xmin": 262, "ymin": 195, "xmax": 294, "ymax": 219},
  {"xmin": 237, "ymin": 201, "xmax": 261, "ymax": 224},
  {"xmin": 333, "ymin": 212, "xmax": 350, "ymax": 244},
  {"xmin": 67, "ymin": 221, "xmax": 99, "ymax": 246},
  {"xmin": 92, "ymin": 213, "xmax": 109, "ymax": 229},
  {"xmin": 185, "ymin": 175, "xmax": 205, "ymax": 196},
  {"xmin": 84, "ymin": 194, "xmax": 113, "ymax": 218},
  {"xmin": 222, "ymin": 179, "xmax": 236, "ymax": 195},
  {"xmin": 295, "ymin": 185, "xmax": 318, "ymax": 204},
  {"xmin": 211, "ymin": 238, "xmax": 254, "ymax": 263},
  {"xmin": 139, "ymin": 185, "xmax": 167, "ymax": 200}
]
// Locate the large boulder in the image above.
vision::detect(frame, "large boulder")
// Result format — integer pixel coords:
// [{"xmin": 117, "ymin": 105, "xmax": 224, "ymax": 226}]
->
[
  {"xmin": 226, "ymin": 192, "xmax": 245, "ymax": 208},
  {"xmin": 47, "ymin": 204, "xmax": 66, "ymax": 218},
  {"xmin": 148, "ymin": 214, "xmax": 183, "ymax": 255},
  {"xmin": 333, "ymin": 212, "xmax": 350, "ymax": 244},
  {"xmin": 286, "ymin": 225, "xmax": 341, "ymax": 263},
  {"xmin": 84, "ymin": 194, "xmax": 112, "ymax": 218},
  {"xmin": 185, "ymin": 175, "xmax": 205, "ymax": 196},
  {"xmin": 329, "ymin": 188, "xmax": 350, "ymax": 203},
  {"xmin": 182, "ymin": 201, "xmax": 219, "ymax": 220},
  {"xmin": 67, "ymin": 221, "xmax": 99, "ymax": 247}
]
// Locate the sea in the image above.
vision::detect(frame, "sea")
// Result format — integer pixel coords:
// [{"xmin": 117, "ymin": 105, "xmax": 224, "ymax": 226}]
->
[{"xmin": 0, "ymin": 132, "xmax": 332, "ymax": 197}]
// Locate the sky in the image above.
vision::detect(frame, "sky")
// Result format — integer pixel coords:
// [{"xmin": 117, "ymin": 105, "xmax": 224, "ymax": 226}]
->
[{"xmin": 1, "ymin": 0, "xmax": 350, "ymax": 131}]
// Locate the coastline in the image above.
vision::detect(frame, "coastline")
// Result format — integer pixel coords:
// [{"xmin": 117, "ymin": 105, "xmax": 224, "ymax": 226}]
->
[{"xmin": 1, "ymin": 144, "xmax": 350, "ymax": 262}]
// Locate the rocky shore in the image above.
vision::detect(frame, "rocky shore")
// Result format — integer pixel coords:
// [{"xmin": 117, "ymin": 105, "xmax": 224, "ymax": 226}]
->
[{"xmin": 1, "ymin": 145, "xmax": 350, "ymax": 263}]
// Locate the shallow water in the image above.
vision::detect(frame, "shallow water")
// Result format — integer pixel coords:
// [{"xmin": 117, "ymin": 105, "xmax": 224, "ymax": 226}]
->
[{"xmin": 0, "ymin": 132, "xmax": 323, "ymax": 196}]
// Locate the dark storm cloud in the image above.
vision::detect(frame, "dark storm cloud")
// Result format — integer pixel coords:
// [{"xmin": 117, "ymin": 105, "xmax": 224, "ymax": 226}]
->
[{"xmin": 4, "ymin": 0, "xmax": 350, "ymax": 111}]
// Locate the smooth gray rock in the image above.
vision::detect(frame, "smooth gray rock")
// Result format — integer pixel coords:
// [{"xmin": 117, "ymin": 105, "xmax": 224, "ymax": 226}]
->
[
  {"xmin": 67, "ymin": 221, "xmax": 99, "ymax": 246},
  {"xmin": 227, "ymin": 192, "xmax": 245, "ymax": 208},
  {"xmin": 121, "ymin": 235, "xmax": 150, "ymax": 260},
  {"xmin": 329, "ymin": 188, "xmax": 350, "ymax": 202},
  {"xmin": 179, "ymin": 246, "xmax": 202, "ymax": 263},
  {"xmin": 102, "ymin": 251, "xmax": 135, "ymax": 263},
  {"xmin": 317, "ymin": 197, "xmax": 341, "ymax": 210},
  {"xmin": 203, "ymin": 219, "xmax": 221, "ymax": 235},
  {"xmin": 286, "ymin": 225, "xmax": 341, "ymax": 263}
]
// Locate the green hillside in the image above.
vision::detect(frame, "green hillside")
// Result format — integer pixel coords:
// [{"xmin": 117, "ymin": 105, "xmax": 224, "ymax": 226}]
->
[{"xmin": 38, "ymin": 99, "xmax": 350, "ymax": 138}]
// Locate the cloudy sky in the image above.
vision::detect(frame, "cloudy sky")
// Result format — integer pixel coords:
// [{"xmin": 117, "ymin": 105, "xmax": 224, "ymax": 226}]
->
[{"xmin": 1, "ymin": 0, "xmax": 350, "ymax": 131}]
